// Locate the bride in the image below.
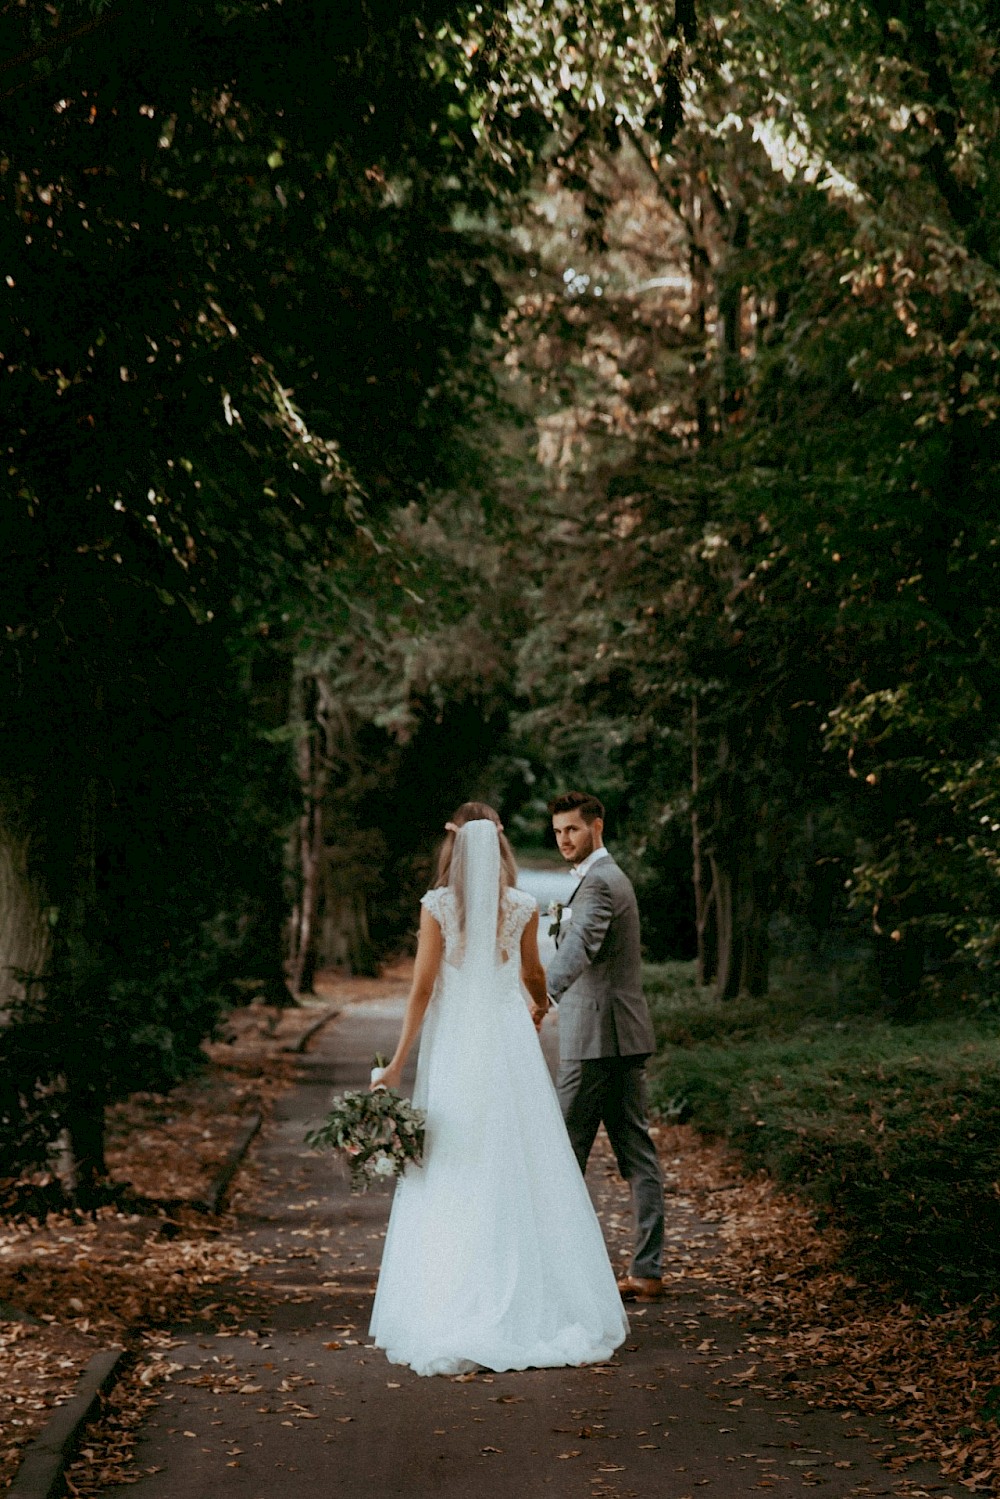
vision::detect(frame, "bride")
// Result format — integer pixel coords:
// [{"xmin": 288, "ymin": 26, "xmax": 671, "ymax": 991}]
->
[{"xmin": 368, "ymin": 802, "xmax": 628, "ymax": 1377}]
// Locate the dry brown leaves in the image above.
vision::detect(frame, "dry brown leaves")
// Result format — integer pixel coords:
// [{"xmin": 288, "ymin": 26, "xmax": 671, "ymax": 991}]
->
[
  {"xmin": 655, "ymin": 1123, "xmax": 1000, "ymax": 1495},
  {"xmin": 9, "ymin": 987, "xmax": 992, "ymax": 1497},
  {"xmin": 309, "ymin": 958, "xmax": 413, "ymax": 1008},
  {"xmin": 62, "ymin": 1340, "xmax": 194, "ymax": 1498},
  {"xmin": 0, "ymin": 1000, "xmax": 325, "ymax": 1492},
  {"xmin": 0, "ymin": 1319, "xmax": 98, "ymax": 1489}
]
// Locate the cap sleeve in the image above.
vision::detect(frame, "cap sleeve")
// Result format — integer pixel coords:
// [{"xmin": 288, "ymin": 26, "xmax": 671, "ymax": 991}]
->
[
  {"xmin": 420, "ymin": 886, "xmax": 446, "ymax": 922},
  {"xmin": 499, "ymin": 888, "xmax": 537, "ymax": 962},
  {"xmin": 420, "ymin": 886, "xmax": 458, "ymax": 958}
]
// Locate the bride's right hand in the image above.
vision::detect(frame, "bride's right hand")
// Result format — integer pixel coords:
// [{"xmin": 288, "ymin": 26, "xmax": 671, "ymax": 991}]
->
[{"xmin": 371, "ymin": 1059, "xmax": 403, "ymax": 1092}]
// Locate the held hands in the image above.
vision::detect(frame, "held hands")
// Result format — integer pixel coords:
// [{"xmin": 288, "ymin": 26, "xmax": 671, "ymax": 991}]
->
[{"xmin": 530, "ymin": 997, "xmax": 551, "ymax": 1032}]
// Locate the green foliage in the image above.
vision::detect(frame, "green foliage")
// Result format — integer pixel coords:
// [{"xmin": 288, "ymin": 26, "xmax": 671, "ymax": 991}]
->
[
  {"xmin": 1, "ymin": 934, "xmax": 226, "ymax": 1167},
  {"xmin": 487, "ymin": 0, "xmax": 1000, "ymax": 998},
  {"xmin": 286, "ymin": 489, "xmax": 543, "ymax": 973},
  {"xmin": 0, "ymin": 0, "xmax": 521, "ymax": 1182},
  {"xmin": 6, "ymin": 0, "xmax": 1000, "ymax": 1191},
  {"xmin": 647, "ymin": 960, "xmax": 1000, "ymax": 1304},
  {"xmin": 0, "ymin": 1009, "xmax": 66, "ymax": 1187}
]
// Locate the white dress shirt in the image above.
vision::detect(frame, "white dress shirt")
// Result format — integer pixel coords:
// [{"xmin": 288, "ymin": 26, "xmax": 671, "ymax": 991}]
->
[{"xmin": 572, "ymin": 845, "xmax": 610, "ymax": 882}]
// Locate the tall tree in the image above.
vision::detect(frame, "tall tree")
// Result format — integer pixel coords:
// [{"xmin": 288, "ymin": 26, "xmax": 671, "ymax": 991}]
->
[
  {"xmin": 492, "ymin": 0, "xmax": 1000, "ymax": 999},
  {"xmin": 0, "ymin": 0, "xmax": 517, "ymax": 1194}
]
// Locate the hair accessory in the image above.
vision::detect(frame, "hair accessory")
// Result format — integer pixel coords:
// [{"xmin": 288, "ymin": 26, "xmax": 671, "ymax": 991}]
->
[{"xmin": 445, "ymin": 821, "xmax": 459, "ymax": 833}]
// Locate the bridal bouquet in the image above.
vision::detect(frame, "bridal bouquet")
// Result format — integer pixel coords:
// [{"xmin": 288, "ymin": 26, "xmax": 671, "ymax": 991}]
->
[{"xmin": 305, "ymin": 1066, "xmax": 425, "ymax": 1193}]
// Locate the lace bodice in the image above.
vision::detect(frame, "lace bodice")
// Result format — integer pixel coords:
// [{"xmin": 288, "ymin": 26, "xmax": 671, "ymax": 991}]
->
[{"xmin": 420, "ymin": 885, "xmax": 536, "ymax": 968}]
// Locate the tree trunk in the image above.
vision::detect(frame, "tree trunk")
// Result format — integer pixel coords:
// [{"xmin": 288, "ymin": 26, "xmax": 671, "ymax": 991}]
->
[
  {"xmin": 718, "ymin": 209, "xmax": 749, "ymax": 420},
  {"xmin": 687, "ymin": 186, "xmax": 713, "ymax": 452},
  {"xmin": 0, "ymin": 819, "xmax": 49, "ymax": 1018},
  {"xmin": 708, "ymin": 730, "xmax": 741, "ymax": 1001},
  {"xmin": 691, "ymin": 697, "xmax": 717, "ymax": 987},
  {"xmin": 697, "ymin": 861, "xmax": 719, "ymax": 989},
  {"xmin": 709, "ymin": 816, "xmax": 772, "ymax": 1002},
  {"xmin": 288, "ymin": 672, "xmax": 329, "ymax": 996},
  {"xmin": 739, "ymin": 877, "xmax": 770, "ymax": 998},
  {"xmin": 287, "ymin": 673, "xmax": 380, "ymax": 985},
  {"xmin": 710, "ymin": 852, "xmax": 743, "ymax": 1001},
  {"xmin": 63, "ymin": 1088, "xmax": 109, "ymax": 1202},
  {"xmin": 292, "ymin": 791, "xmax": 325, "ymax": 995},
  {"xmin": 63, "ymin": 768, "xmax": 108, "ymax": 1201},
  {"xmin": 321, "ymin": 880, "xmax": 378, "ymax": 977}
]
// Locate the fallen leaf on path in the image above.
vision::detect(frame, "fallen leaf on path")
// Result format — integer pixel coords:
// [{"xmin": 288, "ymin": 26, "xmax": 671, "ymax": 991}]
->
[{"xmin": 652, "ymin": 1124, "xmax": 1000, "ymax": 1494}]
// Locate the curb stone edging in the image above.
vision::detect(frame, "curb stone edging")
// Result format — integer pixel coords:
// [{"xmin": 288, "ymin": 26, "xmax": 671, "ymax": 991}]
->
[
  {"xmin": 8, "ymin": 1347, "xmax": 126, "ymax": 1499},
  {"xmin": 195, "ymin": 1113, "xmax": 262, "ymax": 1215},
  {"xmin": 283, "ymin": 1006, "xmax": 340, "ymax": 1054},
  {"xmin": 195, "ymin": 999, "xmax": 340, "ymax": 1213},
  {"xmin": 0, "ymin": 1300, "xmax": 43, "ymax": 1325}
]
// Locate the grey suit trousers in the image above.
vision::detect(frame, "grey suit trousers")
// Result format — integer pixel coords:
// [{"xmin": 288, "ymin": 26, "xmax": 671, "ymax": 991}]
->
[{"xmin": 556, "ymin": 1055, "xmax": 664, "ymax": 1280}]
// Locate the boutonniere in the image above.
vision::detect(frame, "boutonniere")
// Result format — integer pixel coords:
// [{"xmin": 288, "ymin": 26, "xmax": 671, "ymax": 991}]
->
[{"xmin": 547, "ymin": 901, "xmax": 572, "ymax": 939}]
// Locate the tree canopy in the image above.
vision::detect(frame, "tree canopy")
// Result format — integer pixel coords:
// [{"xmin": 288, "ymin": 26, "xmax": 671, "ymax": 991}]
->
[{"xmin": 3, "ymin": 0, "xmax": 1000, "ymax": 1197}]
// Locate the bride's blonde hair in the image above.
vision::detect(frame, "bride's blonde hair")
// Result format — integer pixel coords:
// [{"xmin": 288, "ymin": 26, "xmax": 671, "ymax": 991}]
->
[{"xmin": 432, "ymin": 802, "xmax": 518, "ymax": 936}]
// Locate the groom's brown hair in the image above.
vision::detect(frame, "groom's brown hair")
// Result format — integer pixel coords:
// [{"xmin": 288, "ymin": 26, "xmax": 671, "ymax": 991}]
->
[{"xmin": 548, "ymin": 791, "xmax": 604, "ymax": 824}]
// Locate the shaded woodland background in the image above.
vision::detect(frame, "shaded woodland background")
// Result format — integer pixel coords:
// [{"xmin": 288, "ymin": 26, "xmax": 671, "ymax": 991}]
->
[{"xmin": 2, "ymin": 0, "xmax": 1000, "ymax": 1298}]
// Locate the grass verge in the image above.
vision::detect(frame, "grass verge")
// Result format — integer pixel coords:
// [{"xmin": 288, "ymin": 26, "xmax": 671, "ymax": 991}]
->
[{"xmin": 645, "ymin": 959, "xmax": 1000, "ymax": 1307}]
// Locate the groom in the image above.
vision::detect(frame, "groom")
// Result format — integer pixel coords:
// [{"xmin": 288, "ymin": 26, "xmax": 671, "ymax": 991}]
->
[{"xmin": 532, "ymin": 792, "xmax": 664, "ymax": 1299}]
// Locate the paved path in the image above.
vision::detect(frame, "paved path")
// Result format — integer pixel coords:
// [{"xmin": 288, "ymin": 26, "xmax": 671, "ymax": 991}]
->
[{"xmin": 95, "ymin": 997, "xmax": 950, "ymax": 1499}]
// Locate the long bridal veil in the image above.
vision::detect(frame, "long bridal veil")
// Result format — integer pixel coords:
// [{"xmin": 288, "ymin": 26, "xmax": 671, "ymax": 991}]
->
[{"xmin": 446, "ymin": 816, "xmax": 503, "ymax": 979}]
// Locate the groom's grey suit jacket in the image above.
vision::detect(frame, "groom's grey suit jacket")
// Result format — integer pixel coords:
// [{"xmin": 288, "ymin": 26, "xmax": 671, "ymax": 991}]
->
[{"xmin": 546, "ymin": 854, "xmax": 656, "ymax": 1061}]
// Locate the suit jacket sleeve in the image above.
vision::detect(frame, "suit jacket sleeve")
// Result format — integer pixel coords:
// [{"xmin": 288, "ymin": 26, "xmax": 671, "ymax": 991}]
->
[{"xmin": 546, "ymin": 876, "xmax": 614, "ymax": 1001}]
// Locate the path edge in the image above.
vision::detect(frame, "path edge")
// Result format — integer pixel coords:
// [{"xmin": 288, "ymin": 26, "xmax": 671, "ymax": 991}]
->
[
  {"xmin": 283, "ymin": 1005, "xmax": 340, "ymax": 1054},
  {"xmin": 196, "ymin": 1004, "xmax": 339, "ymax": 1213},
  {"xmin": 195, "ymin": 1113, "xmax": 262, "ymax": 1215},
  {"xmin": 8, "ymin": 1346, "xmax": 126, "ymax": 1499}
]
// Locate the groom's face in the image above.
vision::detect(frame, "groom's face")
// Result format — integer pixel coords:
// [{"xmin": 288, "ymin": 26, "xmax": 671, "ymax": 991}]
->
[{"xmin": 552, "ymin": 811, "xmax": 603, "ymax": 866}]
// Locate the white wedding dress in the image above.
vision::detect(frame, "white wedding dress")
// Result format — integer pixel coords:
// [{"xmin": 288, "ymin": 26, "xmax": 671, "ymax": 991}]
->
[{"xmin": 369, "ymin": 823, "xmax": 628, "ymax": 1376}]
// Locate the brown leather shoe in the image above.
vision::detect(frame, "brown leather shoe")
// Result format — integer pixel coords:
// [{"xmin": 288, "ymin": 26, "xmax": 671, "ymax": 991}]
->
[{"xmin": 616, "ymin": 1275, "xmax": 663, "ymax": 1301}]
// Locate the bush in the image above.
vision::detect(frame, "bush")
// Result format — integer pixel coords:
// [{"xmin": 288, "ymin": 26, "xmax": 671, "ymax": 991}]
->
[
  {"xmin": 646, "ymin": 960, "xmax": 1000, "ymax": 1305},
  {"xmin": 0, "ymin": 930, "xmax": 229, "ymax": 1199}
]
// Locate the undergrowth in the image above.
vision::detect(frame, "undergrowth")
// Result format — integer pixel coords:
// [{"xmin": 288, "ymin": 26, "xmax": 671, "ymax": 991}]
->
[{"xmin": 645, "ymin": 959, "xmax": 1000, "ymax": 1307}]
